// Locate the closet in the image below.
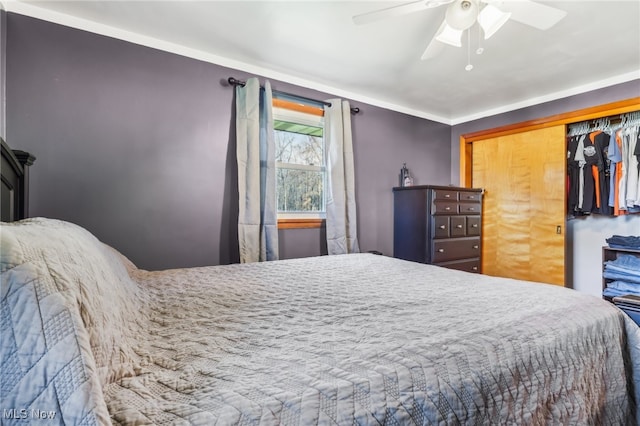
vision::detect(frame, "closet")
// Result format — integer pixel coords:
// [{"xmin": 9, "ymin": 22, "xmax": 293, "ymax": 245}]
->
[
  {"xmin": 460, "ymin": 97, "xmax": 640, "ymax": 287},
  {"xmin": 567, "ymin": 112, "xmax": 640, "ymax": 218}
]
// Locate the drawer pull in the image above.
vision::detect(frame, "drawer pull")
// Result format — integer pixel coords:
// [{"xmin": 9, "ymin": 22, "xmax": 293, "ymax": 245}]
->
[
  {"xmin": 473, "ymin": 245, "xmax": 479, "ymax": 249},
  {"xmin": 445, "ymin": 194, "xmax": 451, "ymax": 198},
  {"xmin": 467, "ymin": 207, "xmax": 475, "ymax": 211},
  {"xmin": 456, "ymin": 224, "xmax": 463, "ymax": 228},
  {"xmin": 439, "ymin": 225, "xmax": 446, "ymax": 229},
  {"xmin": 445, "ymin": 207, "xmax": 451, "ymax": 211},
  {"xmin": 438, "ymin": 248, "xmax": 445, "ymax": 253},
  {"xmin": 472, "ymin": 224, "xmax": 478, "ymax": 228},
  {"xmin": 472, "ymin": 266, "xmax": 478, "ymax": 271}
]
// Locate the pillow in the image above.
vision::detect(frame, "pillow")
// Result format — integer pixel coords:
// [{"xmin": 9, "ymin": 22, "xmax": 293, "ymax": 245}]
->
[{"xmin": 1, "ymin": 218, "xmax": 148, "ymax": 385}]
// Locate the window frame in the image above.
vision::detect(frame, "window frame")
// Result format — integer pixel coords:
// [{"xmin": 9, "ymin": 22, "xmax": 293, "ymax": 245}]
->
[{"xmin": 272, "ymin": 100, "xmax": 326, "ymax": 229}]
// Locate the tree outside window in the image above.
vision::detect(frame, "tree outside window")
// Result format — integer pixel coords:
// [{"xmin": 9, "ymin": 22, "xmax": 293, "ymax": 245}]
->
[{"xmin": 273, "ymin": 108, "xmax": 325, "ymax": 219}]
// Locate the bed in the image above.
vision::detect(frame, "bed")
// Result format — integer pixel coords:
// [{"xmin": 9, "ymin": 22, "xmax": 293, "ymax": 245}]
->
[{"xmin": 2, "ymin": 141, "xmax": 640, "ymax": 425}]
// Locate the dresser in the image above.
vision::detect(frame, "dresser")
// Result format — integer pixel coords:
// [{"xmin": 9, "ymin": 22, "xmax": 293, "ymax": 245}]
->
[{"xmin": 393, "ymin": 185, "xmax": 483, "ymax": 273}]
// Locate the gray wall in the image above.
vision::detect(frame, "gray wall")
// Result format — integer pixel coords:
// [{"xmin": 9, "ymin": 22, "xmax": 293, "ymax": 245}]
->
[{"xmin": 6, "ymin": 13, "xmax": 451, "ymax": 270}]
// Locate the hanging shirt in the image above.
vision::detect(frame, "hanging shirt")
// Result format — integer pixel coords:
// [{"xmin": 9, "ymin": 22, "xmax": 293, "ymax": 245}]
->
[
  {"xmin": 635, "ymin": 129, "xmax": 640, "ymax": 207},
  {"xmin": 608, "ymin": 131, "xmax": 621, "ymax": 208},
  {"xmin": 618, "ymin": 128, "xmax": 630, "ymax": 211},
  {"xmin": 626, "ymin": 126, "xmax": 639, "ymax": 208},
  {"xmin": 592, "ymin": 131, "xmax": 611, "ymax": 215},
  {"xmin": 579, "ymin": 131, "xmax": 601, "ymax": 213},
  {"xmin": 574, "ymin": 134, "xmax": 589, "ymax": 212},
  {"xmin": 567, "ymin": 135, "xmax": 581, "ymax": 215},
  {"xmin": 615, "ymin": 130, "xmax": 627, "ymax": 215}
]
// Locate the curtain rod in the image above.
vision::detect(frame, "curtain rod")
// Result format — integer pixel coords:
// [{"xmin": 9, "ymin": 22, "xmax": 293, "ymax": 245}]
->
[{"xmin": 227, "ymin": 77, "xmax": 360, "ymax": 114}]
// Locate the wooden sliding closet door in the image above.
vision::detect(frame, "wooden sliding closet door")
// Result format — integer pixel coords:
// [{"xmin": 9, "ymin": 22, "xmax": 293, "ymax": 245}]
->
[{"xmin": 471, "ymin": 125, "xmax": 566, "ymax": 285}]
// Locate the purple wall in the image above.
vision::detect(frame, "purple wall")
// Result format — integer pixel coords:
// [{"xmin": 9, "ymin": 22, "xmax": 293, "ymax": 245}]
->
[{"xmin": 6, "ymin": 13, "xmax": 451, "ymax": 269}]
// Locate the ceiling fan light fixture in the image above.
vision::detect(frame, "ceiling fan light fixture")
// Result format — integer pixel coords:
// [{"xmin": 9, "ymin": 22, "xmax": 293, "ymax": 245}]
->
[
  {"xmin": 478, "ymin": 5, "xmax": 511, "ymax": 39},
  {"xmin": 435, "ymin": 23, "xmax": 463, "ymax": 47},
  {"xmin": 445, "ymin": 0, "xmax": 479, "ymax": 30}
]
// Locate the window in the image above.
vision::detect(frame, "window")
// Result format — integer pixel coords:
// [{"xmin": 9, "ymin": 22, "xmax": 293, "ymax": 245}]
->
[{"xmin": 273, "ymin": 102, "xmax": 326, "ymax": 225}]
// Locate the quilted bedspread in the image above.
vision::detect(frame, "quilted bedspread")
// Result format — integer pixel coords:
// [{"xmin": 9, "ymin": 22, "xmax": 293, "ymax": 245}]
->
[{"xmin": 3, "ymin": 218, "xmax": 640, "ymax": 425}]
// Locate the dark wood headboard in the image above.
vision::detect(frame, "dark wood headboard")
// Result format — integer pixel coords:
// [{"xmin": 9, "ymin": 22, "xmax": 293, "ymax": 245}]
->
[{"xmin": 1, "ymin": 138, "xmax": 36, "ymax": 222}]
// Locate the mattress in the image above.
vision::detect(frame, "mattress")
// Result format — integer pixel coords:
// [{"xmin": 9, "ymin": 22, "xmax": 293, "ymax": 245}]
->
[{"xmin": 2, "ymin": 218, "xmax": 640, "ymax": 425}]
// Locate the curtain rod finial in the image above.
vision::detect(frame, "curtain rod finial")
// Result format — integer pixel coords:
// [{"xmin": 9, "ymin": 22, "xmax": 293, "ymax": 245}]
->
[{"xmin": 228, "ymin": 77, "xmax": 245, "ymax": 87}]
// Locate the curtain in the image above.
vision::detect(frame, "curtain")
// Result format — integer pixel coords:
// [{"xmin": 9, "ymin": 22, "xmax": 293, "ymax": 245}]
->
[
  {"xmin": 324, "ymin": 99, "xmax": 360, "ymax": 255},
  {"xmin": 235, "ymin": 78, "xmax": 278, "ymax": 262}
]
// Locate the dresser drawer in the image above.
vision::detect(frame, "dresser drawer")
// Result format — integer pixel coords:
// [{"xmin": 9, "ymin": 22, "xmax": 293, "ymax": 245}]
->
[
  {"xmin": 467, "ymin": 216, "xmax": 481, "ymax": 236},
  {"xmin": 433, "ymin": 201, "xmax": 458, "ymax": 214},
  {"xmin": 432, "ymin": 189, "xmax": 458, "ymax": 201},
  {"xmin": 435, "ymin": 258, "xmax": 481, "ymax": 273},
  {"xmin": 450, "ymin": 216, "xmax": 466, "ymax": 237},
  {"xmin": 459, "ymin": 191, "xmax": 481, "ymax": 202},
  {"xmin": 433, "ymin": 216, "xmax": 450, "ymax": 238},
  {"xmin": 459, "ymin": 202, "xmax": 480, "ymax": 214},
  {"xmin": 432, "ymin": 237, "xmax": 481, "ymax": 263}
]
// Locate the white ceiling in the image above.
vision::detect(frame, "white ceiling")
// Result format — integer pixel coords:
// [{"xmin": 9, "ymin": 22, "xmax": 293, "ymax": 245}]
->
[{"xmin": 6, "ymin": 0, "xmax": 640, "ymax": 124}]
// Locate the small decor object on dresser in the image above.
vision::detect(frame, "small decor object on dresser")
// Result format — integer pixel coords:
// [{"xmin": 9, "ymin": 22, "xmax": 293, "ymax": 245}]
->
[
  {"xmin": 399, "ymin": 163, "xmax": 413, "ymax": 187},
  {"xmin": 393, "ymin": 185, "xmax": 483, "ymax": 273}
]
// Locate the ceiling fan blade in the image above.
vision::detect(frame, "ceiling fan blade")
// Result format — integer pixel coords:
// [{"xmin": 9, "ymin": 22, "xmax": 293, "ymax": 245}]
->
[
  {"xmin": 421, "ymin": 20, "xmax": 447, "ymax": 60},
  {"xmin": 494, "ymin": 0, "xmax": 566, "ymax": 30},
  {"xmin": 353, "ymin": 0, "xmax": 454, "ymax": 26}
]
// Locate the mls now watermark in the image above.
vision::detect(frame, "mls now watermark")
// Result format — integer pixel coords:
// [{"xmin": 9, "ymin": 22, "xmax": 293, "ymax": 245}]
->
[{"xmin": 3, "ymin": 408, "xmax": 57, "ymax": 420}]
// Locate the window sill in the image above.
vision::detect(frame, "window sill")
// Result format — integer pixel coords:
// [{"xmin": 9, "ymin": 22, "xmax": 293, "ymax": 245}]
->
[{"xmin": 278, "ymin": 218, "xmax": 325, "ymax": 229}]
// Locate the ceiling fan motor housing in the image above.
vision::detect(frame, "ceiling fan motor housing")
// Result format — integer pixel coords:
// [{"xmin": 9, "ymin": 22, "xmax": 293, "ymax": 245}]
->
[{"xmin": 446, "ymin": 0, "xmax": 479, "ymax": 30}]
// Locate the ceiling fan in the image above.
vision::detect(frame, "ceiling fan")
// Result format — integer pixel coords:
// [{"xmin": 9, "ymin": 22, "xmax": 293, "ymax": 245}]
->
[{"xmin": 353, "ymin": 0, "xmax": 567, "ymax": 62}]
